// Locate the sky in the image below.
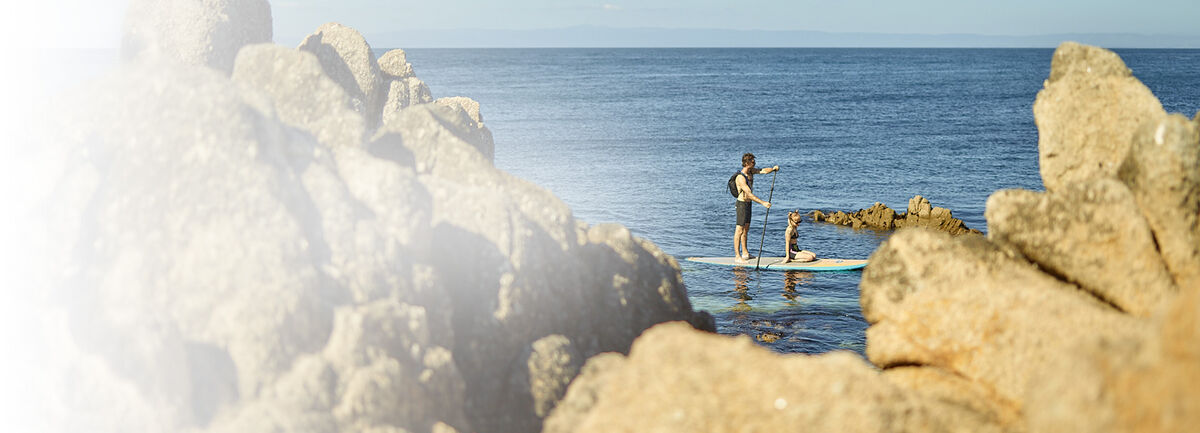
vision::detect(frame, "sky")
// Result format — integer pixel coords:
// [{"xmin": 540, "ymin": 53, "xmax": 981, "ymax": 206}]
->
[{"xmin": 10, "ymin": 0, "xmax": 1200, "ymax": 49}]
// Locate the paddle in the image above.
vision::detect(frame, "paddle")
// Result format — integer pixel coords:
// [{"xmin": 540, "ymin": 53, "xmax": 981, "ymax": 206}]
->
[{"xmin": 755, "ymin": 169, "xmax": 778, "ymax": 270}]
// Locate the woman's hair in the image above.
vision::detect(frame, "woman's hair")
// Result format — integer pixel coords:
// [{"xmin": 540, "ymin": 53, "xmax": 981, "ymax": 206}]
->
[{"xmin": 742, "ymin": 153, "xmax": 756, "ymax": 167}]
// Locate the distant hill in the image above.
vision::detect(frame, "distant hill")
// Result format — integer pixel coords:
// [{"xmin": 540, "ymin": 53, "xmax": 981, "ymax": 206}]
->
[{"xmin": 349, "ymin": 26, "xmax": 1200, "ymax": 49}]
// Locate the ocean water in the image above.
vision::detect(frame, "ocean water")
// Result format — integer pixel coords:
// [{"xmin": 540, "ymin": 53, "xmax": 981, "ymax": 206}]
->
[{"xmin": 396, "ymin": 48, "xmax": 1200, "ymax": 356}]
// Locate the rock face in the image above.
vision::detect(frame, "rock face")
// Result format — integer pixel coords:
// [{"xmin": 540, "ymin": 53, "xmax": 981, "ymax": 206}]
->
[
  {"xmin": 299, "ymin": 23, "xmax": 387, "ymax": 129},
  {"xmin": 122, "ymin": 0, "xmax": 272, "ymax": 74},
  {"xmin": 1033, "ymin": 41, "xmax": 1165, "ymax": 192},
  {"xmin": 810, "ymin": 195, "xmax": 981, "ymax": 235},
  {"xmin": 547, "ymin": 42, "xmax": 1200, "ymax": 433},
  {"xmin": 33, "ymin": 11, "xmax": 713, "ymax": 433},
  {"xmin": 544, "ymin": 322, "xmax": 1014, "ymax": 433}
]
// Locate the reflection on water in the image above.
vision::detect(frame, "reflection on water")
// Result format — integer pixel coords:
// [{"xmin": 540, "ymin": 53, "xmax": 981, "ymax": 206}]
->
[{"xmin": 782, "ymin": 270, "xmax": 814, "ymax": 302}]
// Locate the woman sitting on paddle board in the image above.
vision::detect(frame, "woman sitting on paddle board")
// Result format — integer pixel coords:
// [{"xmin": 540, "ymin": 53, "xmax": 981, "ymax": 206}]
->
[{"xmin": 783, "ymin": 210, "xmax": 817, "ymax": 263}]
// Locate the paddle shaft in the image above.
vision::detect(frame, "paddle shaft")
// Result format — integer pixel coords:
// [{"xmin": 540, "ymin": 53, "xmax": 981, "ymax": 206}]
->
[{"xmin": 755, "ymin": 170, "xmax": 777, "ymax": 270}]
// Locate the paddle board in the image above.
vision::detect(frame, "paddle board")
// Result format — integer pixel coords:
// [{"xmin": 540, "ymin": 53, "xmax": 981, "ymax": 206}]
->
[{"xmin": 685, "ymin": 256, "xmax": 868, "ymax": 271}]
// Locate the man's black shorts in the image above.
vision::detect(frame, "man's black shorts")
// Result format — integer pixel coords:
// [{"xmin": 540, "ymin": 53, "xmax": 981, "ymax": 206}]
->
[{"xmin": 736, "ymin": 200, "xmax": 752, "ymax": 226}]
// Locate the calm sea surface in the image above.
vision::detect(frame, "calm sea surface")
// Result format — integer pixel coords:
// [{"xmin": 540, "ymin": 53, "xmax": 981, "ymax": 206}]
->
[{"xmin": 395, "ymin": 48, "xmax": 1200, "ymax": 355}]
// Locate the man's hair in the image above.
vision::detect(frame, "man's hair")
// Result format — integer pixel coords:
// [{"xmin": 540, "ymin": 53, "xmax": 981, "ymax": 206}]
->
[{"xmin": 742, "ymin": 153, "xmax": 756, "ymax": 167}]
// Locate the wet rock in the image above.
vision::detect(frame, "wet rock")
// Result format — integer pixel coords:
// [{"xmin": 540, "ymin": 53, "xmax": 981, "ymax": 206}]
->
[
  {"xmin": 544, "ymin": 322, "xmax": 1008, "ymax": 433},
  {"xmin": 299, "ymin": 23, "xmax": 386, "ymax": 129},
  {"xmin": 122, "ymin": 0, "xmax": 272, "ymax": 74},
  {"xmin": 986, "ymin": 178, "xmax": 1177, "ymax": 317},
  {"xmin": 811, "ymin": 195, "xmax": 980, "ymax": 235},
  {"xmin": 232, "ymin": 43, "xmax": 366, "ymax": 150},
  {"xmin": 1033, "ymin": 41, "xmax": 1165, "ymax": 192},
  {"xmin": 1118, "ymin": 114, "xmax": 1200, "ymax": 290},
  {"xmin": 860, "ymin": 228, "xmax": 1152, "ymax": 410}
]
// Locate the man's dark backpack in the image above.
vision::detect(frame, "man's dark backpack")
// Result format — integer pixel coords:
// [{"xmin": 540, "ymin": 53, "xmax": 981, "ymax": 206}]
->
[{"xmin": 728, "ymin": 172, "xmax": 745, "ymax": 198}]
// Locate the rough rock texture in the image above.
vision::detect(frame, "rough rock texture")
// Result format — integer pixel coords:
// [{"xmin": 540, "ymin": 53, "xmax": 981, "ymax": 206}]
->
[
  {"xmin": 861, "ymin": 228, "xmax": 1152, "ymax": 410},
  {"xmin": 810, "ymin": 195, "xmax": 981, "ymax": 235},
  {"xmin": 299, "ymin": 23, "xmax": 386, "ymax": 129},
  {"xmin": 122, "ymin": 0, "xmax": 272, "ymax": 74},
  {"xmin": 34, "ymin": 16, "xmax": 713, "ymax": 433},
  {"xmin": 1118, "ymin": 114, "xmax": 1200, "ymax": 290},
  {"xmin": 986, "ymin": 179, "xmax": 1177, "ymax": 317},
  {"xmin": 378, "ymin": 49, "xmax": 416, "ymax": 79},
  {"xmin": 544, "ymin": 322, "xmax": 1012, "ymax": 433},
  {"xmin": 1033, "ymin": 41, "xmax": 1164, "ymax": 192},
  {"xmin": 232, "ymin": 43, "xmax": 366, "ymax": 149}
]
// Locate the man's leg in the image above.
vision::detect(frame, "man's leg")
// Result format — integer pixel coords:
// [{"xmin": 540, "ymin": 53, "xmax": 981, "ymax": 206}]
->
[{"xmin": 734, "ymin": 224, "xmax": 747, "ymax": 260}]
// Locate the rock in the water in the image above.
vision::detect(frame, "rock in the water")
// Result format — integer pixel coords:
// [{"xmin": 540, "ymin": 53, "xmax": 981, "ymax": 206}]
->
[
  {"xmin": 812, "ymin": 195, "xmax": 980, "ymax": 235},
  {"xmin": 122, "ymin": 0, "xmax": 272, "ymax": 74},
  {"xmin": 860, "ymin": 228, "xmax": 1152, "ymax": 410},
  {"xmin": 1118, "ymin": 114, "xmax": 1200, "ymax": 290},
  {"xmin": 299, "ymin": 22, "xmax": 386, "ymax": 129},
  {"xmin": 986, "ymin": 179, "xmax": 1177, "ymax": 317},
  {"xmin": 232, "ymin": 43, "xmax": 366, "ymax": 150},
  {"xmin": 544, "ymin": 322, "xmax": 1011, "ymax": 433},
  {"xmin": 1033, "ymin": 41, "xmax": 1165, "ymax": 192}
]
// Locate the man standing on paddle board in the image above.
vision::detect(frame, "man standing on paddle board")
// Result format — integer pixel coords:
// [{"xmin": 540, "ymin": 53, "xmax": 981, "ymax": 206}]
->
[{"xmin": 733, "ymin": 153, "xmax": 778, "ymax": 263}]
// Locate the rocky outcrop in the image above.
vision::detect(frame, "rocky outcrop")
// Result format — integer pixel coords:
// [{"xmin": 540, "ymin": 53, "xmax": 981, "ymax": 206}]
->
[
  {"xmin": 544, "ymin": 322, "xmax": 1013, "ymax": 433},
  {"xmin": 379, "ymin": 49, "xmax": 435, "ymax": 127},
  {"xmin": 810, "ymin": 195, "xmax": 981, "ymax": 235},
  {"xmin": 33, "ymin": 10, "xmax": 712, "ymax": 433},
  {"xmin": 299, "ymin": 23, "xmax": 388, "ymax": 129},
  {"xmin": 1033, "ymin": 41, "xmax": 1164, "ymax": 192},
  {"xmin": 547, "ymin": 42, "xmax": 1200, "ymax": 433},
  {"xmin": 122, "ymin": 0, "xmax": 272, "ymax": 74}
]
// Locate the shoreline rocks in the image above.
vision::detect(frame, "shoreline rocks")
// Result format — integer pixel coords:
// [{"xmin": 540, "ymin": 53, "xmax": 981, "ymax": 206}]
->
[
  {"xmin": 809, "ymin": 195, "xmax": 982, "ymax": 235},
  {"xmin": 34, "ymin": 6, "xmax": 714, "ymax": 433}
]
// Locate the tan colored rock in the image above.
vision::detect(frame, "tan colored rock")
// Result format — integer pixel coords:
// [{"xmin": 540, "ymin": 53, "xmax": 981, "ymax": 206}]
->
[
  {"xmin": 1118, "ymin": 114, "xmax": 1200, "ymax": 289},
  {"xmin": 378, "ymin": 49, "xmax": 416, "ymax": 79},
  {"xmin": 546, "ymin": 322, "xmax": 1010, "ymax": 433},
  {"xmin": 232, "ymin": 43, "xmax": 366, "ymax": 150},
  {"xmin": 1025, "ymin": 285, "xmax": 1200, "ymax": 433},
  {"xmin": 908, "ymin": 195, "xmax": 933, "ymax": 218},
  {"xmin": 381, "ymin": 77, "xmax": 435, "ymax": 126},
  {"xmin": 1033, "ymin": 42, "xmax": 1165, "ymax": 192},
  {"xmin": 986, "ymin": 180, "xmax": 1177, "ymax": 317},
  {"xmin": 860, "ymin": 228, "xmax": 1153, "ymax": 409},
  {"xmin": 122, "ymin": 0, "xmax": 272, "ymax": 74},
  {"xmin": 883, "ymin": 366, "xmax": 1020, "ymax": 429},
  {"xmin": 299, "ymin": 23, "xmax": 386, "ymax": 128}
]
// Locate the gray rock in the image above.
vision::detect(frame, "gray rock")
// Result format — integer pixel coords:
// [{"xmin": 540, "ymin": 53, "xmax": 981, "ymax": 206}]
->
[
  {"xmin": 122, "ymin": 0, "xmax": 272, "ymax": 74},
  {"xmin": 382, "ymin": 78, "xmax": 435, "ymax": 127},
  {"xmin": 299, "ymin": 23, "xmax": 386, "ymax": 129},
  {"xmin": 985, "ymin": 179, "xmax": 1177, "ymax": 317},
  {"xmin": 435, "ymin": 97, "xmax": 495, "ymax": 161},
  {"xmin": 1117, "ymin": 114, "xmax": 1200, "ymax": 290},
  {"xmin": 860, "ymin": 228, "xmax": 1152, "ymax": 409},
  {"xmin": 379, "ymin": 49, "xmax": 416, "ymax": 79},
  {"xmin": 232, "ymin": 43, "xmax": 366, "ymax": 150},
  {"xmin": 1033, "ymin": 42, "xmax": 1165, "ymax": 192}
]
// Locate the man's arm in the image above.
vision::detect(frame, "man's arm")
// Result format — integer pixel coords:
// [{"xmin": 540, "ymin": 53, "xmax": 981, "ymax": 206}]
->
[
  {"xmin": 756, "ymin": 165, "xmax": 780, "ymax": 174},
  {"xmin": 736, "ymin": 175, "xmax": 771, "ymax": 208}
]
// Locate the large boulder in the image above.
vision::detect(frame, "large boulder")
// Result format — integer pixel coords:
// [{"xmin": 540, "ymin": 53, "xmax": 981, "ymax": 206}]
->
[
  {"xmin": 232, "ymin": 43, "xmax": 366, "ymax": 150},
  {"xmin": 986, "ymin": 178, "xmax": 1177, "ymax": 317},
  {"xmin": 544, "ymin": 322, "xmax": 1011, "ymax": 433},
  {"xmin": 1033, "ymin": 41, "xmax": 1165, "ymax": 192},
  {"xmin": 1118, "ymin": 114, "xmax": 1200, "ymax": 289},
  {"xmin": 860, "ymin": 228, "xmax": 1152, "ymax": 411},
  {"xmin": 299, "ymin": 23, "xmax": 386, "ymax": 129},
  {"xmin": 122, "ymin": 0, "xmax": 272, "ymax": 74},
  {"xmin": 34, "ymin": 16, "xmax": 713, "ymax": 433}
]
